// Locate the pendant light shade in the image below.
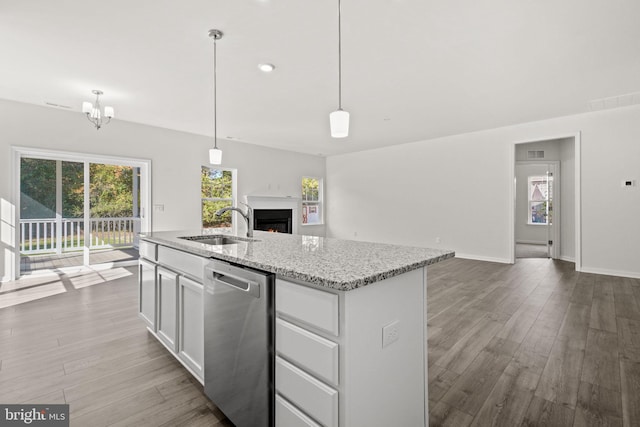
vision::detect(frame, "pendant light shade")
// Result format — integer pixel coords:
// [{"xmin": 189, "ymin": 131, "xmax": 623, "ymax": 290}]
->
[
  {"xmin": 209, "ymin": 147, "xmax": 222, "ymax": 164},
  {"xmin": 330, "ymin": 109, "xmax": 350, "ymax": 138},
  {"xmin": 330, "ymin": 0, "xmax": 349, "ymax": 138},
  {"xmin": 209, "ymin": 29, "xmax": 223, "ymax": 165}
]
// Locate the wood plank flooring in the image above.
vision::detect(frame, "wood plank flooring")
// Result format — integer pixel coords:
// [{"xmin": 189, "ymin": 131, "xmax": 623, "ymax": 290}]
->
[
  {"xmin": 428, "ymin": 257, "xmax": 640, "ymax": 427},
  {"xmin": 1, "ymin": 257, "xmax": 639, "ymax": 426},
  {"xmin": 0, "ymin": 266, "xmax": 231, "ymax": 426}
]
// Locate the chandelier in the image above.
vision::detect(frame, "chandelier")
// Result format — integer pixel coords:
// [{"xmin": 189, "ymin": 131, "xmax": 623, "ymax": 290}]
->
[{"xmin": 82, "ymin": 90, "xmax": 114, "ymax": 130}]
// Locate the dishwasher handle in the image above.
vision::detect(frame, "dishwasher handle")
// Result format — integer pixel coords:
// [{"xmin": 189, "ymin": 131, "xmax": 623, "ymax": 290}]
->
[{"xmin": 213, "ymin": 274, "xmax": 261, "ymax": 299}]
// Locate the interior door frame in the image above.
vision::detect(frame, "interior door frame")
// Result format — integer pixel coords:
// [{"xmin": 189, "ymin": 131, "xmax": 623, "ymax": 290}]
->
[
  {"xmin": 11, "ymin": 146, "xmax": 152, "ymax": 280},
  {"xmin": 508, "ymin": 132, "xmax": 582, "ymax": 270},
  {"xmin": 515, "ymin": 161, "xmax": 561, "ymax": 259}
]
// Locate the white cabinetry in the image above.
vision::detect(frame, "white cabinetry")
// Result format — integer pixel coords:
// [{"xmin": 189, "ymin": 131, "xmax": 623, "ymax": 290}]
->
[
  {"xmin": 275, "ymin": 278, "xmax": 340, "ymax": 427},
  {"xmin": 138, "ymin": 258, "xmax": 157, "ymax": 330},
  {"xmin": 275, "ymin": 268, "xmax": 427, "ymax": 427},
  {"xmin": 138, "ymin": 241, "xmax": 205, "ymax": 383},
  {"xmin": 157, "ymin": 267, "xmax": 178, "ymax": 352},
  {"xmin": 178, "ymin": 275, "xmax": 204, "ymax": 379}
]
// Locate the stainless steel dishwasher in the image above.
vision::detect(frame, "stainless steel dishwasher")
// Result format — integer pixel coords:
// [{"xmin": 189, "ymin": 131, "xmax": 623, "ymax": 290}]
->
[{"xmin": 203, "ymin": 259, "xmax": 275, "ymax": 427}]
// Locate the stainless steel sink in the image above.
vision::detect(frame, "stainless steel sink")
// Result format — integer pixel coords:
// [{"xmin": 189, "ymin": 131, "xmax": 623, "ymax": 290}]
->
[{"xmin": 178, "ymin": 235, "xmax": 256, "ymax": 245}]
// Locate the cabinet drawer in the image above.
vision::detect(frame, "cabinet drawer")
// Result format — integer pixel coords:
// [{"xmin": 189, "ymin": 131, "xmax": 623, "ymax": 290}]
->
[
  {"xmin": 276, "ymin": 318, "xmax": 339, "ymax": 386},
  {"xmin": 276, "ymin": 357, "xmax": 338, "ymax": 427},
  {"xmin": 139, "ymin": 240, "xmax": 157, "ymax": 261},
  {"xmin": 276, "ymin": 394, "xmax": 321, "ymax": 427},
  {"xmin": 157, "ymin": 245, "xmax": 206, "ymax": 282},
  {"xmin": 276, "ymin": 279, "xmax": 339, "ymax": 336}
]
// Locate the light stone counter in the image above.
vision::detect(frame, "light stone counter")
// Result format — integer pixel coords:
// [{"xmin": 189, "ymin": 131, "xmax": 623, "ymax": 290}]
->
[{"xmin": 139, "ymin": 230, "xmax": 454, "ymax": 291}]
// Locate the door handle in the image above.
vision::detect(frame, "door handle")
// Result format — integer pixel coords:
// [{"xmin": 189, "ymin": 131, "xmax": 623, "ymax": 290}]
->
[{"xmin": 214, "ymin": 275, "xmax": 260, "ymax": 298}]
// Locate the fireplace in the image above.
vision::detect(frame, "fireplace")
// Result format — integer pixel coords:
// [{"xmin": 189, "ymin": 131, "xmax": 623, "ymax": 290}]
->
[{"xmin": 253, "ymin": 209, "xmax": 293, "ymax": 234}]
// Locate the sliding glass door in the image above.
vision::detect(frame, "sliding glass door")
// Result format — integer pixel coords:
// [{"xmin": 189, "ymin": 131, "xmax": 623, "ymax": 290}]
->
[{"xmin": 18, "ymin": 151, "xmax": 148, "ymax": 275}]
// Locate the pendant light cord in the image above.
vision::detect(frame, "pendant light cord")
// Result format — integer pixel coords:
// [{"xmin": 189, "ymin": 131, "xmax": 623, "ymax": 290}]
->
[
  {"xmin": 213, "ymin": 36, "xmax": 218, "ymax": 150},
  {"xmin": 338, "ymin": 0, "xmax": 343, "ymax": 110}
]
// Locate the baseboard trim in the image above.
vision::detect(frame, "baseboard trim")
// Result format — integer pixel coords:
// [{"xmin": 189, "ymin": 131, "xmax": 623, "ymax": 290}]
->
[
  {"xmin": 454, "ymin": 253, "xmax": 512, "ymax": 264},
  {"xmin": 579, "ymin": 266, "xmax": 640, "ymax": 279},
  {"xmin": 559, "ymin": 256, "xmax": 575, "ymax": 263}
]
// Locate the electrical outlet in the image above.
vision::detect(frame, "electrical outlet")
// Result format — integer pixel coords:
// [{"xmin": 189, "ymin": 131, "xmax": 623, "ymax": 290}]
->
[
  {"xmin": 435, "ymin": 237, "xmax": 441, "ymax": 244},
  {"xmin": 382, "ymin": 320, "xmax": 400, "ymax": 348}
]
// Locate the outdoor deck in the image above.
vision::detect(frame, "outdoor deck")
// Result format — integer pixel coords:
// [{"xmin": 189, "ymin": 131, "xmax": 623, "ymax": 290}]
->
[{"xmin": 20, "ymin": 247, "xmax": 139, "ymax": 274}]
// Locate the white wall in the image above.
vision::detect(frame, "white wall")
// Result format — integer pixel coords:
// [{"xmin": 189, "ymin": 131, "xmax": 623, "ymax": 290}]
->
[
  {"xmin": 0, "ymin": 99, "xmax": 325, "ymax": 281},
  {"xmin": 326, "ymin": 105, "xmax": 640, "ymax": 278}
]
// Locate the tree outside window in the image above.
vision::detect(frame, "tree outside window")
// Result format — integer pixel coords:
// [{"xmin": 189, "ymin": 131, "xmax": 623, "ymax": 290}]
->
[
  {"xmin": 201, "ymin": 167, "xmax": 235, "ymax": 229},
  {"xmin": 302, "ymin": 177, "xmax": 322, "ymax": 225}
]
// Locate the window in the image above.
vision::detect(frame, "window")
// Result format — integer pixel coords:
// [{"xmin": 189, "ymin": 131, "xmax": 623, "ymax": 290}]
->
[
  {"xmin": 528, "ymin": 175, "xmax": 550, "ymax": 225},
  {"xmin": 302, "ymin": 176, "xmax": 322, "ymax": 225},
  {"xmin": 201, "ymin": 167, "xmax": 235, "ymax": 230}
]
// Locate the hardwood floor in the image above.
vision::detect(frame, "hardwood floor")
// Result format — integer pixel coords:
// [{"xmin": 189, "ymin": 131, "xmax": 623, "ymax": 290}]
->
[
  {"xmin": 0, "ymin": 258, "xmax": 638, "ymax": 426},
  {"xmin": 0, "ymin": 266, "xmax": 231, "ymax": 426},
  {"xmin": 428, "ymin": 257, "xmax": 640, "ymax": 427}
]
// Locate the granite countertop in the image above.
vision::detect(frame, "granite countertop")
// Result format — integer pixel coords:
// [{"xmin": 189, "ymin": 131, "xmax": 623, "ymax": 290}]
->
[{"xmin": 140, "ymin": 230, "xmax": 455, "ymax": 291}]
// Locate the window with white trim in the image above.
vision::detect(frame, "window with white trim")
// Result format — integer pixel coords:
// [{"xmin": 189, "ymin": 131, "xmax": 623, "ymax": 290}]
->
[
  {"xmin": 528, "ymin": 175, "xmax": 549, "ymax": 225},
  {"xmin": 201, "ymin": 167, "xmax": 235, "ymax": 230},
  {"xmin": 302, "ymin": 176, "xmax": 322, "ymax": 225}
]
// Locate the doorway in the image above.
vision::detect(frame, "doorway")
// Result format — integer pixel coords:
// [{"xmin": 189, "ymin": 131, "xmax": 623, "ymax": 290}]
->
[
  {"xmin": 509, "ymin": 135, "xmax": 581, "ymax": 268},
  {"xmin": 515, "ymin": 162, "xmax": 559, "ymax": 259},
  {"xmin": 14, "ymin": 147, "xmax": 151, "ymax": 278}
]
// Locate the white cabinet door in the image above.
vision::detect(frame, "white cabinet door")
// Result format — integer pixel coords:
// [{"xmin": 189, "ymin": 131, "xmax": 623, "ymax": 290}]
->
[
  {"xmin": 157, "ymin": 267, "xmax": 179, "ymax": 352},
  {"xmin": 138, "ymin": 259, "xmax": 157, "ymax": 331},
  {"xmin": 178, "ymin": 275, "xmax": 204, "ymax": 381}
]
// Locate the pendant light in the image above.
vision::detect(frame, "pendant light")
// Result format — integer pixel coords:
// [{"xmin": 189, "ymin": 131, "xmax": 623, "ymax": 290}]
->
[
  {"xmin": 209, "ymin": 29, "xmax": 223, "ymax": 165},
  {"xmin": 330, "ymin": 0, "xmax": 349, "ymax": 138}
]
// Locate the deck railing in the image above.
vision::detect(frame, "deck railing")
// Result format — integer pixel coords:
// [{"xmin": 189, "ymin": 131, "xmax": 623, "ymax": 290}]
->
[{"xmin": 20, "ymin": 217, "xmax": 141, "ymax": 254}]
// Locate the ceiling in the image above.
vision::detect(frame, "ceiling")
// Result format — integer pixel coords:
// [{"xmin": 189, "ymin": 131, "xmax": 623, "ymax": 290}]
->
[{"xmin": 1, "ymin": 0, "xmax": 640, "ymax": 157}]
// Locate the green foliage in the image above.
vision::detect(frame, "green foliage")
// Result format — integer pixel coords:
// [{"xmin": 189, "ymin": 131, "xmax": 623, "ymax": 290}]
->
[
  {"xmin": 21, "ymin": 159, "xmax": 136, "ymax": 219},
  {"xmin": 20, "ymin": 158, "xmax": 56, "ymax": 219},
  {"xmin": 89, "ymin": 164, "xmax": 133, "ymax": 218},
  {"xmin": 201, "ymin": 168, "xmax": 233, "ymax": 198},
  {"xmin": 202, "ymin": 200, "xmax": 232, "ymax": 228},
  {"xmin": 62, "ymin": 162, "xmax": 84, "ymax": 218},
  {"xmin": 302, "ymin": 177, "xmax": 319, "ymax": 201},
  {"xmin": 201, "ymin": 168, "xmax": 233, "ymax": 228}
]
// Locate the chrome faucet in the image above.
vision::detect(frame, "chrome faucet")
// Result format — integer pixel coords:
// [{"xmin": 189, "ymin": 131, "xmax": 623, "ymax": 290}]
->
[{"xmin": 215, "ymin": 202, "xmax": 254, "ymax": 238}]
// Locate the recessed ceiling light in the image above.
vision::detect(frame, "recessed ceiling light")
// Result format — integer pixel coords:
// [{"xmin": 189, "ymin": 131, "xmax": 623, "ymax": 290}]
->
[{"xmin": 258, "ymin": 63, "xmax": 275, "ymax": 73}]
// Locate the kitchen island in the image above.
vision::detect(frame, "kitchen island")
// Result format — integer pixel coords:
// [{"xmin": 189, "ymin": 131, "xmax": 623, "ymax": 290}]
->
[{"xmin": 138, "ymin": 230, "xmax": 454, "ymax": 427}]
